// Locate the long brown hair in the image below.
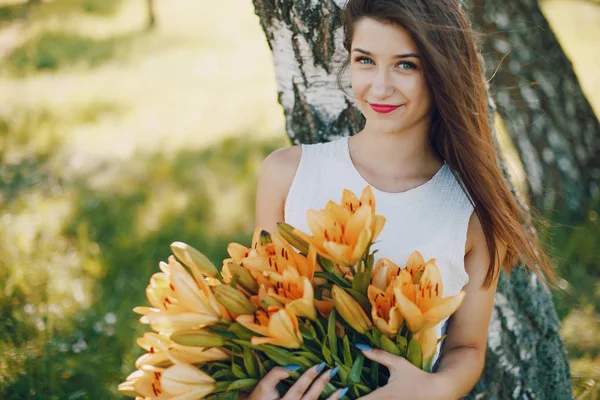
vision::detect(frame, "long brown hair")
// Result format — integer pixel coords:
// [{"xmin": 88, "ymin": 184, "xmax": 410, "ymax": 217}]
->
[{"xmin": 337, "ymin": 0, "xmax": 556, "ymax": 288}]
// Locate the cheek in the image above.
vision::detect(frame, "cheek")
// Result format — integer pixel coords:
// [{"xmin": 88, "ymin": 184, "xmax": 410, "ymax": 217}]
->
[
  {"xmin": 350, "ymin": 69, "xmax": 370, "ymax": 98},
  {"xmin": 400, "ymin": 77, "xmax": 431, "ymax": 105}
]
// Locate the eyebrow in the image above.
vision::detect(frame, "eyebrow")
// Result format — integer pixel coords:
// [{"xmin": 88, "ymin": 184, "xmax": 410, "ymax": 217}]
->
[{"xmin": 352, "ymin": 48, "xmax": 420, "ymax": 59}]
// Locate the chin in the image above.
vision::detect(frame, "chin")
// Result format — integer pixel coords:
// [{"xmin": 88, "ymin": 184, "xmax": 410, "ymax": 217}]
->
[{"xmin": 369, "ymin": 119, "xmax": 407, "ymax": 134}]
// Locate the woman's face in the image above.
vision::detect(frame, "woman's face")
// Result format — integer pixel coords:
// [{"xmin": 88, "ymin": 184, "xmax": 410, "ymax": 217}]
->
[{"xmin": 350, "ymin": 18, "xmax": 433, "ymax": 134}]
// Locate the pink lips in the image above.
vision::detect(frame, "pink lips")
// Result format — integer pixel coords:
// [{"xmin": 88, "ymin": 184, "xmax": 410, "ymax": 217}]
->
[{"xmin": 369, "ymin": 103, "xmax": 402, "ymax": 114}]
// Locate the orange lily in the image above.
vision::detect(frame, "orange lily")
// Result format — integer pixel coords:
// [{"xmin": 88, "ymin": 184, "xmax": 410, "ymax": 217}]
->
[
  {"xmin": 134, "ymin": 257, "xmax": 230, "ymax": 334},
  {"xmin": 135, "ymin": 333, "xmax": 229, "ymax": 369},
  {"xmin": 263, "ymin": 266, "xmax": 317, "ymax": 321},
  {"xmin": 160, "ymin": 363, "xmax": 216, "ymax": 399},
  {"xmin": 292, "ymin": 186, "xmax": 386, "ymax": 267},
  {"xmin": 367, "ymin": 285, "xmax": 403, "ymax": 337},
  {"xmin": 394, "ymin": 258, "xmax": 466, "ymax": 333},
  {"xmin": 118, "ymin": 364, "xmax": 170, "ymax": 399},
  {"xmin": 341, "ymin": 186, "xmax": 386, "ymax": 240},
  {"xmin": 221, "ymin": 228, "xmax": 266, "ymax": 283},
  {"xmin": 236, "ymin": 308, "xmax": 303, "ymax": 349},
  {"xmin": 370, "ymin": 258, "xmax": 401, "ymax": 290}
]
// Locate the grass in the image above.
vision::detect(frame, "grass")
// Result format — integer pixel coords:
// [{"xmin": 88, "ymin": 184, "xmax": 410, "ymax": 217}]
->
[{"xmin": 0, "ymin": 0, "xmax": 597, "ymax": 398}]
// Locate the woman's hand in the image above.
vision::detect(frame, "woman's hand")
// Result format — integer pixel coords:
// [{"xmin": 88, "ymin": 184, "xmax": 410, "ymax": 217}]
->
[
  {"xmin": 242, "ymin": 363, "xmax": 347, "ymax": 400},
  {"xmin": 356, "ymin": 345, "xmax": 444, "ymax": 400}
]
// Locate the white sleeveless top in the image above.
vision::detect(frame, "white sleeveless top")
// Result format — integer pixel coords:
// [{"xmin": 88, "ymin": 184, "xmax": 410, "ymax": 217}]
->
[{"xmin": 284, "ymin": 136, "xmax": 474, "ymax": 370}]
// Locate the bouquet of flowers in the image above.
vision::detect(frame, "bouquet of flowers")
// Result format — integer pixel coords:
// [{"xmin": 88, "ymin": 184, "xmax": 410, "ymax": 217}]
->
[{"xmin": 119, "ymin": 186, "xmax": 465, "ymax": 400}]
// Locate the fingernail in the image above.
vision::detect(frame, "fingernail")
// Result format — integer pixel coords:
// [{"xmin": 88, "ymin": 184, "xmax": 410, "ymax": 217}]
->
[
  {"xmin": 285, "ymin": 364, "xmax": 301, "ymax": 371},
  {"xmin": 329, "ymin": 366, "xmax": 340, "ymax": 378},
  {"xmin": 355, "ymin": 343, "xmax": 372, "ymax": 351},
  {"xmin": 339, "ymin": 386, "xmax": 349, "ymax": 398},
  {"xmin": 316, "ymin": 362, "xmax": 326, "ymax": 373}
]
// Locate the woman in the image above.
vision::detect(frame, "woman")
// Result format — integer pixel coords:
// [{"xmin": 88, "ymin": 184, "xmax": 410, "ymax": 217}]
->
[{"xmin": 247, "ymin": 0, "xmax": 555, "ymax": 399}]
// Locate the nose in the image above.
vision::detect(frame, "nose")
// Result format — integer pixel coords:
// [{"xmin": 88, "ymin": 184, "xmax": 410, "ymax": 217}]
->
[{"xmin": 370, "ymin": 68, "xmax": 394, "ymax": 99}]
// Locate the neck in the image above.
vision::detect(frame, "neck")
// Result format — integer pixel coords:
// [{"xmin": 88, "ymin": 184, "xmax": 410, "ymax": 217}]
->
[{"xmin": 350, "ymin": 123, "xmax": 442, "ymax": 178}]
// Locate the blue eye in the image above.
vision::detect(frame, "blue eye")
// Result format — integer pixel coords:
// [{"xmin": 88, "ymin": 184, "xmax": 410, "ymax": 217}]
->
[
  {"xmin": 397, "ymin": 61, "xmax": 416, "ymax": 70},
  {"xmin": 356, "ymin": 56, "xmax": 374, "ymax": 64}
]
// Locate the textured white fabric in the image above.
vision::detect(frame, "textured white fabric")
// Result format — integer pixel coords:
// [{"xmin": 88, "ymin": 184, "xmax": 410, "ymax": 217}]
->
[{"xmin": 284, "ymin": 136, "xmax": 474, "ymax": 370}]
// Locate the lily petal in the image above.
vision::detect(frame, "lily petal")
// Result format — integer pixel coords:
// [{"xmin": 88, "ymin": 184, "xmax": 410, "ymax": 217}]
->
[{"xmin": 394, "ymin": 286, "xmax": 426, "ymax": 333}]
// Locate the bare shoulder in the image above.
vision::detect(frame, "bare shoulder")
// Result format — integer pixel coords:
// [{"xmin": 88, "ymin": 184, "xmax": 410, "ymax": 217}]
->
[
  {"xmin": 254, "ymin": 145, "xmax": 303, "ymax": 232},
  {"xmin": 259, "ymin": 145, "xmax": 303, "ymax": 192},
  {"xmin": 264, "ymin": 145, "xmax": 302, "ymax": 173},
  {"xmin": 464, "ymin": 210, "xmax": 507, "ymax": 278},
  {"xmin": 464, "ymin": 210, "xmax": 483, "ymax": 256}
]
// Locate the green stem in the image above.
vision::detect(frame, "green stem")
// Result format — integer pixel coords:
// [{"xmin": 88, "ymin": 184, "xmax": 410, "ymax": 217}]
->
[{"xmin": 314, "ymin": 317, "xmax": 326, "ymax": 339}]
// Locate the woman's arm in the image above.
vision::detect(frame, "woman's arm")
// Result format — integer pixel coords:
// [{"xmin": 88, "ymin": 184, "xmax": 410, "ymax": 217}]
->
[
  {"xmin": 431, "ymin": 212, "xmax": 507, "ymax": 399},
  {"xmin": 254, "ymin": 145, "xmax": 302, "ymax": 232},
  {"xmin": 357, "ymin": 212, "xmax": 506, "ymax": 400}
]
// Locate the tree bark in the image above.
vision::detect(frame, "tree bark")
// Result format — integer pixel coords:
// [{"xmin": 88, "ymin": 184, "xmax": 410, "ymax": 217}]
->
[
  {"xmin": 466, "ymin": 0, "xmax": 600, "ymax": 220},
  {"xmin": 251, "ymin": 0, "xmax": 573, "ymax": 399}
]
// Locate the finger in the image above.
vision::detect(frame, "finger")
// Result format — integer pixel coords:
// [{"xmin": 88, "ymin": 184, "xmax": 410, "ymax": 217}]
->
[
  {"xmin": 282, "ymin": 362, "xmax": 326, "ymax": 400},
  {"xmin": 356, "ymin": 343, "xmax": 408, "ymax": 372},
  {"xmin": 301, "ymin": 367, "xmax": 338, "ymax": 400},
  {"xmin": 326, "ymin": 386, "xmax": 349, "ymax": 400},
  {"xmin": 256, "ymin": 366, "xmax": 291, "ymax": 392}
]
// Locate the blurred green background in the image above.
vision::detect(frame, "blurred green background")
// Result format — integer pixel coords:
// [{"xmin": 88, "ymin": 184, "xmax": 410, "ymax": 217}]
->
[{"xmin": 0, "ymin": 0, "xmax": 598, "ymax": 399}]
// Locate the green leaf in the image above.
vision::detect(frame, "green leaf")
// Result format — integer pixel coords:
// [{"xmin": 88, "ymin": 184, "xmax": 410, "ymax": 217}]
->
[
  {"xmin": 437, "ymin": 334, "xmax": 447, "ymax": 345},
  {"xmin": 337, "ymin": 364, "xmax": 350, "ymax": 385},
  {"xmin": 212, "ymin": 369, "xmax": 235, "ymax": 380},
  {"xmin": 407, "ymin": 338, "xmax": 423, "ymax": 369},
  {"xmin": 317, "ymin": 256, "xmax": 336, "ymax": 274},
  {"xmin": 423, "ymin": 356, "xmax": 434, "ymax": 372},
  {"xmin": 327, "ymin": 308, "xmax": 338, "ymax": 361},
  {"xmin": 322, "ymin": 382, "xmax": 338, "ymax": 397},
  {"xmin": 370, "ymin": 328, "xmax": 381, "ymax": 348},
  {"xmin": 315, "ymin": 271, "xmax": 351, "ymax": 288},
  {"xmin": 322, "ymin": 340, "xmax": 333, "ymax": 364},
  {"xmin": 342, "ymin": 335, "xmax": 352, "ymax": 367},
  {"xmin": 396, "ymin": 335, "xmax": 408, "ymax": 357},
  {"xmin": 257, "ymin": 356, "xmax": 267, "ymax": 377},
  {"xmin": 227, "ymin": 378, "xmax": 258, "ymax": 391},
  {"xmin": 369, "ymin": 361, "xmax": 379, "ymax": 387},
  {"xmin": 348, "ymin": 353, "xmax": 365, "ymax": 384},
  {"xmin": 296, "ymin": 351, "xmax": 321, "ymax": 364},
  {"xmin": 352, "ymin": 264, "xmax": 364, "ymax": 291},
  {"xmin": 257, "ymin": 345, "xmax": 299, "ymax": 367},
  {"xmin": 243, "ymin": 347, "xmax": 258, "ymax": 379},
  {"xmin": 380, "ymin": 335, "xmax": 401, "ymax": 356},
  {"xmin": 231, "ymin": 363, "xmax": 246, "ymax": 379},
  {"xmin": 228, "ymin": 323, "xmax": 255, "ymax": 341}
]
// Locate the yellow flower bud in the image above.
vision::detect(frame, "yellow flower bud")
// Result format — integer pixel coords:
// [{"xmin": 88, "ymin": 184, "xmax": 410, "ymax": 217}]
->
[
  {"xmin": 170, "ymin": 242, "xmax": 219, "ymax": 278},
  {"xmin": 331, "ymin": 285, "xmax": 372, "ymax": 334},
  {"xmin": 213, "ymin": 285, "xmax": 257, "ymax": 315}
]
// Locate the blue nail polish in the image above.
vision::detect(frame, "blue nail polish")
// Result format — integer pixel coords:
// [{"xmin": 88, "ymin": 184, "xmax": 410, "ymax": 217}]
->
[
  {"xmin": 339, "ymin": 387, "xmax": 349, "ymax": 398},
  {"xmin": 329, "ymin": 366, "xmax": 340, "ymax": 378},
  {"xmin": 355, "ymin": 343, "xmax": 372, "ymax": 351},
  {"xmin": 285, "ymin": 364, "xmax": 301, "ymax": 371},
  {"xmin": 316, "ymin": 362, "xmax": 326, "ymax": 373}
]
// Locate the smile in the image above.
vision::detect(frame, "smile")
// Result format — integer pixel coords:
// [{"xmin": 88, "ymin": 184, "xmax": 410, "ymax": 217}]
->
[{"xmin": 369, "ymin": 103, "xmax": 403, "ymax": 114}]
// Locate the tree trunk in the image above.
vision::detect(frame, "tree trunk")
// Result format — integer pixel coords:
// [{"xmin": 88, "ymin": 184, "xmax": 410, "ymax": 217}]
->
[
  {"xmin": 251, "ymin": 1, "xmax": 573, "ymax": 399},
  {"xmin": 466, "ymin": 0, "xmax": 600, "ymax": 220}
]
